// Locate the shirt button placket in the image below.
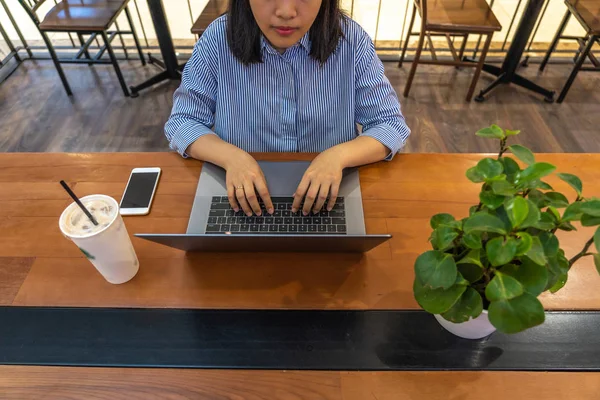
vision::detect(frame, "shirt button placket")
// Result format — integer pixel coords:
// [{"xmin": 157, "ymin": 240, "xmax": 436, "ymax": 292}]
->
[{"xmin": 284, "ymin": 61, "xmax": 297, "ymax": 152}]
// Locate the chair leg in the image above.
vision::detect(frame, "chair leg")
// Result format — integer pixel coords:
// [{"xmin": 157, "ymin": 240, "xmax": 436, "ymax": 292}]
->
[
  {"xmin": 540, "ymin": 10, "xmax": 571, "ymax": 72},
  {"xmin": 77, "ymin": 33, "xmax": 93, "ymax": 66},
  {"xmin": 403, "ymin": 28, "xmax": 426, "ymax": 98},
  {"xmin": 466, "ymin": 33, "xmax": 493, "ymax": 102},
  {"xmin": 40, "ymin": 32, "xmax": 72, "ymax": 96},
  {"xmin": 557, "ymin": 35, "xmax": 597, "ymax": 103},
  {"xmin": 125, "ymin": 7, "xmax": 146, "ymax": 66},
  {"xmin": 458, "ymin": 34, "xmax": 468, "ymax": 61},
  {"xmin": 101, "ymin": 31, "xmax": 130, "ymax": 97},
  {"xmin": 398, "ymin": 4, "xmax": 416, "ymax": 68}
]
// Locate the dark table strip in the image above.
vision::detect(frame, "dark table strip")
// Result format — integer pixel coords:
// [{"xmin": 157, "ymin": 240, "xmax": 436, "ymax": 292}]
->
[{"xmin": 1, "ymin": 307, "xmax": 599, "ymax": 371}]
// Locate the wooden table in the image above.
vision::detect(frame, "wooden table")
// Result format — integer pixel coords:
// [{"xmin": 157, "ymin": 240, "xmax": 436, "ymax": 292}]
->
[{"xmin": 1, "ymin": 152, "xmax": 600, "ymax": 399}]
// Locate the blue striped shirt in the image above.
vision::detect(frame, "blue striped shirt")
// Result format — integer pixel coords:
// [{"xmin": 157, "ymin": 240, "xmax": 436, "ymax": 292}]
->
[{"xmin": 165, "ymin": 15, "xmax": 410, "ymax": 159}]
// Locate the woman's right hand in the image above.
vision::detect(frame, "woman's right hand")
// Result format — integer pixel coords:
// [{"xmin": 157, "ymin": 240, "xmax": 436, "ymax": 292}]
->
[{"xmin": 224, "ymin": 150, "xmax": 274, "ymax": 216}]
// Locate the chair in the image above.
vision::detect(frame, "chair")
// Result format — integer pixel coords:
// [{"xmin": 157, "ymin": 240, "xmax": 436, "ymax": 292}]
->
[
  {"xmin": 398, "ymin": 0, "xmax": 502, "ymax": 101},
  {"xmin": 539, "ymin": 0, "xmax": 599, "ymax": 103},
  {"xmin": 190, "ymin": 0, "xmax": 228, "ymax": 36},
  {"xmin": 18, "ymin": 0, "xmax": 146, "ymax": 97}
]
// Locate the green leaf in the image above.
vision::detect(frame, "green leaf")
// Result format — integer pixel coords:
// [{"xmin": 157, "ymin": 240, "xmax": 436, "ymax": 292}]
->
[
  {"xmin": 580, "ymin": 200, "xmax": 600, "ymax": 217},
  {"xmin": 486, "ymin": 272, "xmax": 524, "ymax": 301},
  {"xmin": 476, "ymin": 159, "xmax": 504, "ymax": 180},
  {"xmin": 457, "ymin": 249, "xmax": 484, "ymax": 268},
  {"xmin": 547, "ymin": 206, "xmax": 561, "ymax": 221},
  {"xmin": 502, "ymin": 157, "xmax": 521, "ymax": 182},
  {"xmin": 527, "ymin": 189, "xmax": 549, "ymax": 208},
  {"xmin": 533, "ymin": 212, "xmax": 556, "ymax": 231},
  {"xmin": 505, "ymin": 197, "xmax": 529, "ymax": 228},
  {"xmin": 486, "ymin": 237, "xmax": 518, "ymax": 267},
  {"xmin": 594, "ymin": 254, "xmax": 600, "ymax": 276},
  {"xmin": 539, "ymin": 232, "xmax": 559, "ymax": 257},
  {"xmin": 455, "ymin": 273, "xmax": 470, "ymax": 286},
  {"xmin": 595, "ymin": 227, "xmax": 600, "ymax": 253},
  {"xmin": 518, "ymin": 199, "xmax": 542, "ymax": 229},
  {"xmin": 525, "ymin": 237, "xmax": 547, "ymax": 266},
  {"xmin": 581, "ymin": 214, "xmax": 600, "ymax": 227},
  {"xmin": 491, "ymin": 180, "xmax": 517, "ymax": 196},
  {"xmin": 562, "ymin": 202, "xmax": 584, "ymax": 222},
  {"xmin": 538, "ymin": 181, "xmax": 554, "ymax": 191},
  {"xmin": 464, "ymin": 212, "xmax": 508, "ymax": 235},
  {"xmin": 488, "ymin": 293, "xmax": 545, "ymax": 334},
  {"xmin": 466, "ymin": 166, "xmax": 485, "ymax": 183},
  {"xmin": 462, "ymin": 232, "xmax": 482, "ymax": 249},
  {"xmin": 558, "ymin": 221, "xmax": 578, "ymax": 231},
  {"xmin": 413, "ymin": 278, "xmax": 467, "ymax": 314},
  {"xmin": 516, "ymin": 162, "xmax": 557, "ymax": 184},
  {"xmin": 476, "ymin": 125, "xmax": 505, "ymax": 139},
  {"xmin": 458, "ymin": 264, "xmax": 484, "ymax": 283},
  {"xmin": 508, "ymin": 145, "xmax": 535, "ymax": 165},
  {"xmin": 414, "ymin": 251, "xmax": 457, "ymax": 290},
  {"xmin": 557, "ymin": 173, "xmax": 583, "ymax": 196},
  {"xmin": 549, "ymin": 273, "xmax": 568, "ymax": 294},
  {"xmin": 547, "ymin": 254, "xmax": 569, "ymax": 276},
  {"xmin": 441, "ymin": 287, "xmax": 484, "ymax": 323},
  {"xmin": 430, "ymin": 213, "xmax": 457, "ymax": 229},
  {"xmin": 430, "ymin": 227, "xmax": 459, "ymax": 251},
  {"xmin": 515, "ymin": 232, "xmax": 533, "ymax": 256},
  {"xmin": 501, "ymin": 260, "xmax": 548, "ymax": 297},
  {"xmin": 480, "ymin": 191, "xmax": 505, "ymax": 210},
  {"xmin": 545, "ymin": 192, "xmax": 569, "ymax": 208},
  {"xmin": 505, "ymin": 129, "xmax": 521, "ymax": 136}
]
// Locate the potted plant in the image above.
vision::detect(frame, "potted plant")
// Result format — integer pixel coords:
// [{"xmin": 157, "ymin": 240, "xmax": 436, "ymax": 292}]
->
[{"xmin": 413, "ymin": 125, "xmax": 600, "ymax": 339}]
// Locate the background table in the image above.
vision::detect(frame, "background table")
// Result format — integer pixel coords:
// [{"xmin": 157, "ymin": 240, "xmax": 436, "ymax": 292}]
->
[
  {"xmin": 129, "ymin": 0, "xmax": 223, "ymax": 97},
  {"xmin": 1, "ymin": 152, "xmax": 600, "ymax": 398},
  {"xmin": 475, "ymin": 0, "xmax": 555, "ymax": 102}
]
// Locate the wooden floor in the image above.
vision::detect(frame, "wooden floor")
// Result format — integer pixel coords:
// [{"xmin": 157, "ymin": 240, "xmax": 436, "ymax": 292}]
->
[{"xmin": 1, "ymin": 58, "xmax": 599, "ymax": 153}]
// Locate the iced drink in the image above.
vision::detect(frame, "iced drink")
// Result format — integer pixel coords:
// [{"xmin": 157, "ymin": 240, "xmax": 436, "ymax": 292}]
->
[{"xmin": 59, "ymin": 194, "xmax": 139, "ymax": 284}]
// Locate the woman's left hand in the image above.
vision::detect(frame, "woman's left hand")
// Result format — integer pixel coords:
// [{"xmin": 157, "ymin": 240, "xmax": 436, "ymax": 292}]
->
[{"xmin": 292, "ymin": 149, "xmax": 345, "ymax": 215}]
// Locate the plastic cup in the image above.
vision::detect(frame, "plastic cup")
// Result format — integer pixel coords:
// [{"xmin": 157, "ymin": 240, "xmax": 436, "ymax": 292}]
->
[{"xmin": 59, "ymin": 194, "xmax": 139, "ymax": 284}]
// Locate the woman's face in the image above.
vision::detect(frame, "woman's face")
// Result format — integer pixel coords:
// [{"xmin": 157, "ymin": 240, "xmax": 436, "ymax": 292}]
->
[{"xmin": 249, "ymin": 0, "xmax": 323, "ymax": 53}]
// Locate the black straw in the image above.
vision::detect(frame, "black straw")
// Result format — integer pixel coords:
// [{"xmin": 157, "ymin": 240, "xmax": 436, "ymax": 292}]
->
[{"xmin": 59, "ymin": 180, "xmax": 99, "ymax": 226}]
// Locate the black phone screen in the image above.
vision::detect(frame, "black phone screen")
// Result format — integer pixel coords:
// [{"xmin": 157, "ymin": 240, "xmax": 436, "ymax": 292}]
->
[{"xmin": 121, "ymin": 172, "xmax": 159, "ymax": 209}]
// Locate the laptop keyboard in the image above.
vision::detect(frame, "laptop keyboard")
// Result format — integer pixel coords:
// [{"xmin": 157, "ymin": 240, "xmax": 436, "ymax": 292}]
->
[{"xmin": 205, "ymin": 196, "xmax": 347, "ymax": 234}]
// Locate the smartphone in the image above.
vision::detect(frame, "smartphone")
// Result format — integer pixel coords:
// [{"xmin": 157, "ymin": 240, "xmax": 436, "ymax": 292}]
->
[{"xmin": 119, "ymin": 167, "xmax": 161, "ymax": 216}]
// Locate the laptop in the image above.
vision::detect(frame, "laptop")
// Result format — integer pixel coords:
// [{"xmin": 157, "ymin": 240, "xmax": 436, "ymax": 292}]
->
[{"xmin": 136, "ymin": 161, "xmax": 391, "ymax": 252}]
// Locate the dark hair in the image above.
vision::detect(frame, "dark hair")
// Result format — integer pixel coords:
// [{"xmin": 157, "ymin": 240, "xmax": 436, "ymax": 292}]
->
[{"xmin": 227, "ymin": 0, "xmax": 345, "ymax": 65}]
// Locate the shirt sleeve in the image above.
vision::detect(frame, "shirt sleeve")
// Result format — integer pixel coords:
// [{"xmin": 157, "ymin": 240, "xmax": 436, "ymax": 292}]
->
[
  {"xmin": 354, "ymin": 28, "xmax": 411, "ymax": 160},
  {"xmin": 164, "ymin": 28, "xmax": 219, "ymax": 158}
]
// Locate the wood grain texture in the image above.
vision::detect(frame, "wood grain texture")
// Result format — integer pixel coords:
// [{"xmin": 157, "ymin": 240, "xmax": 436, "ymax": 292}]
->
[
  {"xmin": 2, "ymin": 152, "xmax": 600, "ymax": 310},
  {"xmin": 37, "ymin": 0, "xmax": 128, "ymax": 31},
  {"xmin": 423, "ymin": 0, "xmax": 502, "ymax": 33},
  {"xmin": 0, "ymin": 366, "xmax": 341, "ymax": 400},
  {"xmin": 340, "ymin": 371, "xmax": 600, "ymax": 400},
  {"xmin": 1, "ymin": 61, "xmax": 600, "ymax": 153},
  {"xmin": 0, "ymin": 258, "xmax": 35, "ymax": 305},
  {"xmin": 0, "ymin": 367, "xmax": 599, "ymax": 400},
  {"xmin": 191, "ymin": 0, "xmax": 228, "ymax": 35}
]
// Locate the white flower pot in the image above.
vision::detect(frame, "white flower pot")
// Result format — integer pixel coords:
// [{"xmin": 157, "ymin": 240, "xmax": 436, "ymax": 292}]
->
[{"xmin": 434, "ymin": 310, "xmax": 496, "ymax": 339}]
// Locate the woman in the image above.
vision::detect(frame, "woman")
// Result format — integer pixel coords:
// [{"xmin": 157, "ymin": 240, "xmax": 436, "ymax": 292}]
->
[{"xmin": 165, "ymin": 0, "xmax": 410, "ymax": 217}]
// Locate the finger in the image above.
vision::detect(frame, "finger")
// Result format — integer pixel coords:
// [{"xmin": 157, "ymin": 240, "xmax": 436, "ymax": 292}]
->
[
  {"xmin": 235, "ymin": 187, "xmax": 252, "ymax": 216},
  {"xmin": 227, "ymin": 184, "xmax": 240, "ymax": 212},
  {"xmin": 243, "ymin": 180, "xmax": 262, "ymax": 216},
  {"xmin": 292, "ymin": 176, "xmax": 311, "ymax": 213},
  {"xmin": 327, "ymin": 180, "xmax": 341, "ymax": 211},
  {"xmin": 254, "ymin": 175, "xmax": 274, "ymax": 215},
  {"xmin": 303, "ymin": 183, "xmax": 320, "ymax": 216},
  {"xmin": 313, "ymin": 182, "xmax": 330, "ymax": 213}
]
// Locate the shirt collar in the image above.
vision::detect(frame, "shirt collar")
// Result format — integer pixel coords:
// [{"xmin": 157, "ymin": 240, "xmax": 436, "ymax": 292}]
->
[{"xmin": 261, "ymin": 32, "xmax": 312, "ymax": 55}]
